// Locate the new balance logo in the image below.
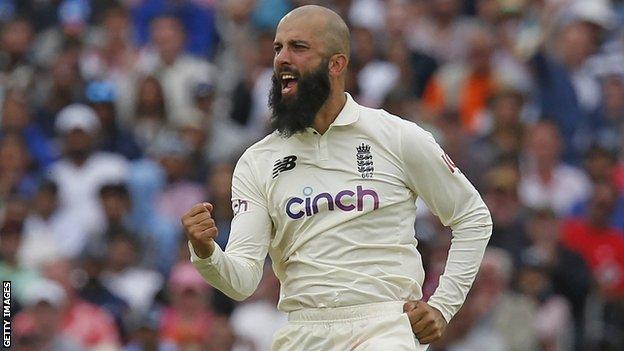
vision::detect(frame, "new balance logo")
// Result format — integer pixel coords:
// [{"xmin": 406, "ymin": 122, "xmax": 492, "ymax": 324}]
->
[{"xmin": 273, "ymin": 155, "xmax": 297, "ymax": 178}]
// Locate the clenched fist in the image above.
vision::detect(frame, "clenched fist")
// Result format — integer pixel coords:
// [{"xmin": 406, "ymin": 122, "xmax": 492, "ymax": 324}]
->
[
  {"xmin": 403, "ymin": 300, "xmax": 447, "ymax": 344},
  {"xmin": 181, "ymin": 202, "xmax": 219, "ymax": 259}
]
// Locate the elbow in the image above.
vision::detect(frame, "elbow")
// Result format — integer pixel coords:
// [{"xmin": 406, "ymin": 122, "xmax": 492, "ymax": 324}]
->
[
  {"xmin": 224, "ymin": 260, "xmax": 264, "ymax": 302},
  {"xmin": 228, "ymin": 291, "xmax": 253, "ymax": 302},
  {"xmin": 451, "ymin": 199, "xmax": 493, "ymax": 235},
  {"xmin": 227, "ymin": 284, "xmax": 257, "ymax": 301},
  {"xmin": 483, "ymin": 208, "xmax": 493, "ymax": 229}
]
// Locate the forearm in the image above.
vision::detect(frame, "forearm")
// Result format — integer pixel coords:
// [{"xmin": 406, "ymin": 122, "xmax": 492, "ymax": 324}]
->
[
  {"xmin": 190, "ymin": 242, "xmax": 264, "ymax": 301},
  {"xmin": 427, "ymin": 204, "xmax": 492, "ymax": 322}
]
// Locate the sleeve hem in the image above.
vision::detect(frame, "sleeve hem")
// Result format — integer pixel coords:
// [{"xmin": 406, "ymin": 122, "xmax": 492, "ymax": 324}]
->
[
  {"xmin": 427, "ymin": 299, "xmax": 454, "ymax": 323},
  {"xmin": 188, "ymin": 241, "xmax": 222, "ymax": 268}
]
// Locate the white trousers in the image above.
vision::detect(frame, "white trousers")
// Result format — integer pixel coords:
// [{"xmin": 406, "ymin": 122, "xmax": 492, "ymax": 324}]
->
[{"xmin": 270, "ymin": 301, "xmax": 430, "ymax": 351}]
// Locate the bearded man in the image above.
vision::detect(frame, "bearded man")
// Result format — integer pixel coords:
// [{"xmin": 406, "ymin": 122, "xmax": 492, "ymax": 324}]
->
[{"xmin": 182, "ymin": 5, "xmax": 492, "ymax": 350}]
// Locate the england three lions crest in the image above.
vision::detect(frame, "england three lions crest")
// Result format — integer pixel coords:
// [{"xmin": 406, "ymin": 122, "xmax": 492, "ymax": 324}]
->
[{"xmin": 356, "ymin": 142, "xmax": 374, "ymax": 178}]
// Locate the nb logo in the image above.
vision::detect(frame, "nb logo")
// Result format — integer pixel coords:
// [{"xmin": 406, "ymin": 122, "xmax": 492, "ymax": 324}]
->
[{"xmin": 273, "ymin": 155, "xmax": 297, "ymax": 178}]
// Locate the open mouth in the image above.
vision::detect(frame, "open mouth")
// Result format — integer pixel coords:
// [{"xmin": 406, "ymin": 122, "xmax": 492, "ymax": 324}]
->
[{"xmin": 280, "ymin": 72, "xmax": 299, "ymax": 95}]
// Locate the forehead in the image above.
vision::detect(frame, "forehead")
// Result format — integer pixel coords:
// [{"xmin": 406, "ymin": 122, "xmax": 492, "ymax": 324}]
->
[{"xmin": 274, "ymin": 16, "xmax": 323, "ymax": 44}]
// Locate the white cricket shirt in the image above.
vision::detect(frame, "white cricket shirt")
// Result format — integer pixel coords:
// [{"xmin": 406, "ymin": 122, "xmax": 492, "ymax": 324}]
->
[{"xmin": 190, "ymin": 93, "xmax": 492, "ymax": 322}]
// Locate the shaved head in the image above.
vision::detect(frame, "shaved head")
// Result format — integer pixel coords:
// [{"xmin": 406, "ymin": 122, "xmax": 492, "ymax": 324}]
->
[
  {"xmin": 279, "ymin": 5, "xmax": 350, "ymax": 59},
  {"xmin": 270, "ymin": 5, "xmax": 351, "ymax": 136}
]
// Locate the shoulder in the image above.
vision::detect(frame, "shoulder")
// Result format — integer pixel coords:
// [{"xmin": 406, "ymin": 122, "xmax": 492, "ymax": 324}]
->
[
  {"xmin": 49, "ymin": 158, "xmax": 72, "ymax": 174},
  {"xmin": 555, "ymin": 164, "xmax": 590, "ymax": 185},
  {"xmin": 232, "ymin": 132, "xmax": 285, "ymax": 183},
  {"xmin": 361, "ymin": 106, "xmax": 436, "ymax": 144},
  {"xmin": 353, "ymin": 105, "xmax": 439, "ymax": 160},
  {"xmin": 237, "ymin": 132, "xmax": 281, "ymax": 164},
  {"xmin": 90, "ymin": 152, "xmax": 130, "ymax": 170}
]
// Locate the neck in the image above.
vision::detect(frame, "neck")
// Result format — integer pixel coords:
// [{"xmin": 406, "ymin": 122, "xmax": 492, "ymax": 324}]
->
[
  {"xmin": 160, "ymin": 51, "xmax": 179, "ymax": 66},
  {"xmin": 70, "ymin": 154, "xmax": 89, "ymax": 167},
  {"xmin": 313, "ymin": 90, "xmax": 347, "ymax": 135}
]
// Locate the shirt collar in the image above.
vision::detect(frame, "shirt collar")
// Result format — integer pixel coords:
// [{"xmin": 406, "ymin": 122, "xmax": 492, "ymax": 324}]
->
[
  {"xmin": 302, "ymin": 92, "xmax": 360, "ymax": 135},
  {"xmin": 331, "ymin": 92, "xmax": 360, "ymax": 127}
]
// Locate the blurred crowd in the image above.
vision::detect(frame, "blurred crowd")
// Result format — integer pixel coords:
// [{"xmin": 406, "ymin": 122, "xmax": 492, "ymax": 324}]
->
[{"xmin": 0, "ymin": 0, "xmax": 623, "ymax": 350}]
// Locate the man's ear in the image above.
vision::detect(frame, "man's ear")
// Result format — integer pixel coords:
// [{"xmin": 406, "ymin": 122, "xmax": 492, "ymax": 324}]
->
[{"xmin": 328, "ymin": 53, "xmax": 348, "ymax": 77}]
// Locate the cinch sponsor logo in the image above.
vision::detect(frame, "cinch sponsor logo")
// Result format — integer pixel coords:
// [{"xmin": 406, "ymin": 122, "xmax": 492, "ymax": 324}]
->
[{"xmin": 286, "ymin": 186, "xmax": 379, "ymax": 219}]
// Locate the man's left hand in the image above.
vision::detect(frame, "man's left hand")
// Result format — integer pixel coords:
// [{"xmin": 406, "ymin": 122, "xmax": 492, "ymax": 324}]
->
[{"xmin": 403, "ymin": 300, "xmax": 448, "ymax": 344}]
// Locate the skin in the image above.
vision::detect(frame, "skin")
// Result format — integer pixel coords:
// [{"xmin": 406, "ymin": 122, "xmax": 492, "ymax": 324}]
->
[{"xmin": 182, "ymin": 5, "xmax": 447, "ymax": 344}]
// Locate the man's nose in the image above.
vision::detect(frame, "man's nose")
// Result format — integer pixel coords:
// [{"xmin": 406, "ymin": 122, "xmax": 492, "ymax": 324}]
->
[{"xmin": 274, "ymin": 47, "xmax": 291, "ymax": 67}]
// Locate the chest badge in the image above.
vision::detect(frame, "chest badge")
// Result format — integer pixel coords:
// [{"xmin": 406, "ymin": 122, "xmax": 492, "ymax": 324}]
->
[{"xmin": 356, "ymin": 143, "xmax": 374, "ymax": 179}]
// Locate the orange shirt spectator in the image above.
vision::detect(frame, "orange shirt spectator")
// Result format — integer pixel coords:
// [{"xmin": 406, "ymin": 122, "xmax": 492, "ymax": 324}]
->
[{"xmin": 423, "ymin": 69, "xmax": 494, "ymax": 133}]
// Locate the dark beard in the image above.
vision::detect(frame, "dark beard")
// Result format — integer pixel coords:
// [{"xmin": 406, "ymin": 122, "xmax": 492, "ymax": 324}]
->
[{"xmin": 268, "ymin": 59, "xmax": 331, "ymax": 137}]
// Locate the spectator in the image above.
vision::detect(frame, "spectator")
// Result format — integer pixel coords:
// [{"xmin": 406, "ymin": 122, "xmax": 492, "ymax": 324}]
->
[
  {"xmin": 100, "ymin": 232, "xmax": 164, "ymax": 314},
  {"xmin": 37, "ymin": 258, "xmax": 122, "ymax": 349},
  {"xmin": 13, "ymin": 279, "xmax": 84, "ymax": 351},
  {"xmin": 131, "ymin": 75, "xmax": 169, "ymax": 150},
  {"xmin": 206, "ymin": 320, "xmax": 253, "ymax": 351},
  {"xmin": 0, "ymin": 17, "xmax": 36, "ymax": 91},
  {"xmin": 79, "ymin": 5, "xmax": 140, "ymax": 125},
  {"xmin": 516, "ymin": 253, "xmax": 574, "ymax": 351},
  {"xmin": 130, "ymin": 0, "xmax": 219, "ymax": 58},
  {"xmin": 469, "ymin": 87, "xmax": 527, "ymax": 185},
  {"xmin": 565, "ymin": 181, "xmax": 624, "ymax": 350},
  {"xmin": 571, "ymin": 146, "xmax": 624, "ymax": 231},
  {"xmin": 519, "ymin": 121, "xmax": 591, "ymax": 216},
  {"xmin": 77, "ymin": 248, "xmax": 130, "ymax": 345},
  {"xmin": 31, "ymin": 0, "xmax": 97, "ymax": 68},
  {"xmin": 160, "ymin": 262, "xmax": 217, "ymax": 349},
  {"xmin": 149, "ymin": 131, "xmax": 205, "ymax": 223},
  {"xmin": 123, "ymin": 309, "xmax": 178, "ymax": 351},
  {"xmin": 1, "ymin": 88, "xmax": 57, "ymax": 169},
  {"xmin": 523, "ymin": 208, "xmax": 591, "ymax": 350},
  {"xmin": 49, "ymin": 103, "xmax": 129, "ymax": 240},
  {"xmin": 98, "ymin": 182, "xmax": 134, "ymax": 237},
  {"xmin": 482, "ymin": 162, "xmax": 530, "ymax": 263},
  {"xmin": 422, "ymin": 24, "xmax": 505, "ymax": 134},
  {"xmin": 136, "ymin": 15, "xmax": 215, "ymax": 125},
  {"xmin": 384, "ymin": 1, "xmax": 438, "ymax": 98},
  {"xmin": 584, "ymin": 54, "xmax": 624, "ymax": 153},
  {"xmin": 352, "ymin": 26, "xmax": 400, "ymax": 108},
  {"xmin": 437, "ymin": 248, "xmax": 539, "ymax": 351},
  {"xmin": 86, "ymin": 80, "xmax": 143, "ymax": 160},
  {"xmin": 529, "ymin": 9, "xmax": 612, "ymax": 163},
  {"xmin": 0, "ymin": 219, "xmax": 40, "ymax": 306},
  {"xmin": 405, "ymin": 0, "xmax": 473, "ymax": 63},
  {"xmin": 176, "ymin": 108, "xmax": 208, "ymax": 182},
  {"xmin": 474, "ymin": 86, "xmax": 526, "ymax": 147},
  {"xmin": 33, "ymin": 51, "xmax": 84, "ymax": 137},
  {"xmin": 0, "ymin": 133, "xmax": 39, "ymax": 200},
  {"xmin": 230, "ymin": 263, "xmax": 288, "ymax": 351},
  {"xmin": 20, "ymin": 180, "xmax": 86, "ymax": 265},
  {"xmin": 208, "ymin": 30, "xmax": 274, "ymax": 164},
  {"xmin": 561, "ymin": 181, "xmax": 624, "ymax": 299}
]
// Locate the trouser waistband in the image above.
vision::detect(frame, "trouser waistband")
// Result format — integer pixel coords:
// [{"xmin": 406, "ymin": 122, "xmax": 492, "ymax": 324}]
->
[{"xmin": 288, "ymin": 301, "xmax": 405, "ymax": 322}]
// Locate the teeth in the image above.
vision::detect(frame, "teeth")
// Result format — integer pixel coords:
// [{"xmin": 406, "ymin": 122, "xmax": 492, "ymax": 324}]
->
[{"xmin": 281, "ymin": 73, "xmax": 296, "ymax": 80}]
